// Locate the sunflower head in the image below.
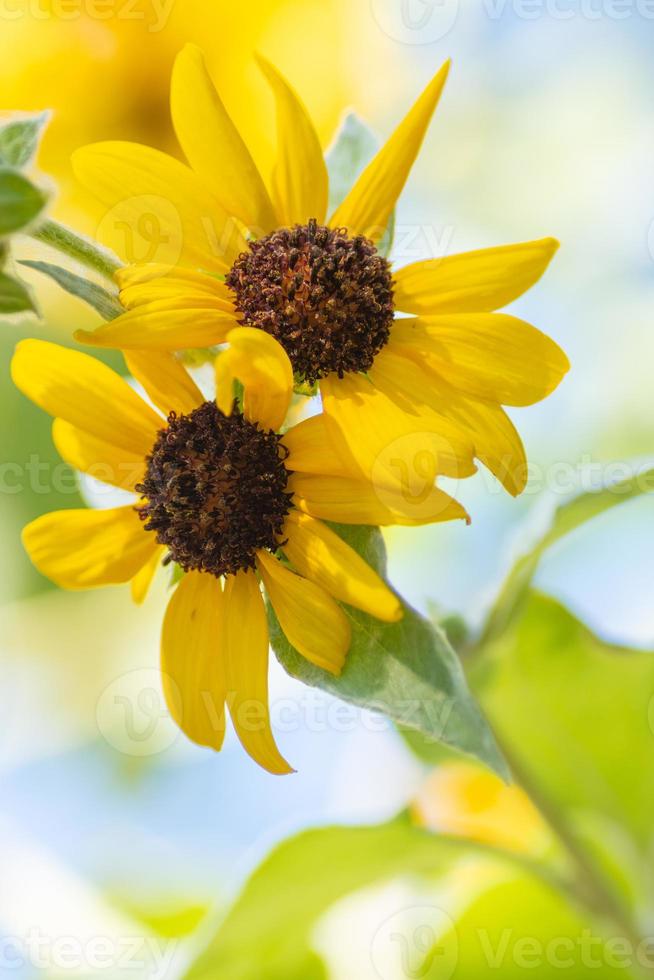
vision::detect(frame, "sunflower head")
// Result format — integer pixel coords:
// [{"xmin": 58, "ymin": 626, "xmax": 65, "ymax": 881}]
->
[
  {"xmin": 136, "ymin": 400, "xmax": 293, "ymax": 578},
  {"xmin": 226, "ymin": 219, "xmax": 395, "ymax": 385}
]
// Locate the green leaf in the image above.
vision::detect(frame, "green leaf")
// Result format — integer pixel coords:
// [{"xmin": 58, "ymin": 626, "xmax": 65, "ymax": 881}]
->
[
  {"xmin": 0, "ymin": 168, "xmax": 48, "ymax": 236},
  {"xmin": 269, "ymin": 523, "xmax": 509, "ymax": 780},
  {"xmin": 326, "ymin": 112, "xmax": 395, "ymax": 258},
  {"xmin": 480, "ymin": 468, "xmax": 654, "ymax": 646},
  {"xmin": 31, "ymin": 218, "xmax": 122, "ymax": 281},
  {"xmin": 183, "ymin": 821, "xmax": 496, "ymax": 980},
  {"xmin": 0, "ymin": 269, "xmax": 37, "ymax": 315},
  {"xmin": 0, "ymin": 112, "xmax": 49, "ymax": 169},
  {"xmin": 19, "ymin": 259, "xmax": 123, "ymax": 320},
  {"xmin": 478, "ymin": 591, "xmax": 654, "ymax": 917}
]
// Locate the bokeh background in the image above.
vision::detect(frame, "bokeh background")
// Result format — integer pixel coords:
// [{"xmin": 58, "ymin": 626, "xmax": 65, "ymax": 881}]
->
[{"xmin": 1, "ymin": 0, "xmax": 653, "ymax": 977}]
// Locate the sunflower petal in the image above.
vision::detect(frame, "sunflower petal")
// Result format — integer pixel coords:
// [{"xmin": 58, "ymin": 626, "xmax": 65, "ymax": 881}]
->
[
  {"xmin": 52, "ymin": 418, "xmax": 144, "ymax": 492},
  {"xmin": 124, "ymin": 351, "xmax": 203, "ymax": 417},
  {"xmin": 171, "ymin": 44, "xmax": 277, "ymax": 235},
  {"xmin": 393, "ymin": 238, "xmax": 559, "ymax": 315},
  {"xmin": 320, "ymin": 372, "xmax": 476, "ymax": 485},
  {"xmin": 119, "ymin": 271, "xmax": 234, "ymax": 312},
  {"xmin": 283, "ymin": 511, "xmax": 402, "ymax": 622},
  {"xmin": 161, "ymin": 571, "xmax": 226, "ymax": 751},
  {"xmin": 391, "ymin": 314, "xmax": 570, "ymax": 407},
  {"xmin": 72, "ymin": 141, "xmax": 247, "ymax": 271},
  {"xmin": 290, "ymin": 474, "xmax": 469, "ymax": 527},
  {"xmin": 23, "ymin": 506, "xmax": 157, "ymax": 590},
  {"xmin": 256, "ymin": 55, "xmax": 328, "ymax": 226},
  {"xmin": 215, "ymin": 327, "xmax": 293, "ymax": 431},
  {"xmin": 75, "ymin": 305, "xmax": 236, "ymax": 351},
  {"xmin": 12, "ymin": 339, "xmax": 160, "ymax": 455},
  {"xmin": 223, "ymin": 570, "xmax": 293, "ymax": 775},
  {"xmin": 329, "ymin": 61, "xmax": 449, "ymax": 241},
  {"xmin": 371, "ymin": 346, "xmax": 528, "ymax": 495},
  {"xmin": 257, "ymin": 549, "xmax": 350, "ymax": 676},
  {"xmin": 131, "ymin": 546, "xmax": 164, "ymax": 604},
  {"xmin": 282, "ymin": 413, "xmax": 353, "ymax": 477}
]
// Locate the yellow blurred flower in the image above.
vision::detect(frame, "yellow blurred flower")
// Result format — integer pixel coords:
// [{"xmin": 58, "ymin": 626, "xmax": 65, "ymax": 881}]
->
[
  {"xmin": 412, "ymin": 761, "xmax": 551, "ymax": 856},
  {"xmin": 11, "ymin": 332, "xmax": 408, "ymax": 772}
]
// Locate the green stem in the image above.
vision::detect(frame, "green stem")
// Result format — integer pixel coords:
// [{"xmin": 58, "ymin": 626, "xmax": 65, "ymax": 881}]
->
[
  {"xmin": 499, "ymin": 736, "xmax": 652, "ymax": 977},
  {"xmin": 31, "ymin": 218, "xmax": 122, "ymax": 281}
]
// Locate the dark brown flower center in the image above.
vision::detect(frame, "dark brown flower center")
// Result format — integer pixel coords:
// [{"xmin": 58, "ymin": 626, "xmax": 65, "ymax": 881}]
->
[
  {"xmin": 136, "ymin": 402, "xmax": 292, "ymax": 578},
  {"xmin": 225, "ymin": 219, "xmax": 395, "ymax": 385}
]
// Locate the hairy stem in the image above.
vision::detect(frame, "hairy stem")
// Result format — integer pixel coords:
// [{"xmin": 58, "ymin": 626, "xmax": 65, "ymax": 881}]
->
[{"xmin": 31, "ymin": 218, "xmax": 122, "ymax": 281}]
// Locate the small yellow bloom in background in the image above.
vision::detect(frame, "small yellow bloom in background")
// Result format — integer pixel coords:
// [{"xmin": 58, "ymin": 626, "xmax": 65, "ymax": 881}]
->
[
  {"xmin": 11, "ymin": 334, "xmax": 410, "ymax": 774},
  {"xmin": 412, "ymin": 762, "xmax": 551, "ymax": 856},
  {"xmin": 72, "ymin": 44, "xmax": 569, "ymax": 500}
]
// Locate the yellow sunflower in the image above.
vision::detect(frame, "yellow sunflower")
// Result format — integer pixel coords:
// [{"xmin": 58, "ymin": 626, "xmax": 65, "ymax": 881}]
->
[
  {"xmin": 71, "ymin": 45, "xmax": 569, "ymax": 497},
  {"xmin": 11, "ymin": 330, "xmax": 481, "ymax": 772}
]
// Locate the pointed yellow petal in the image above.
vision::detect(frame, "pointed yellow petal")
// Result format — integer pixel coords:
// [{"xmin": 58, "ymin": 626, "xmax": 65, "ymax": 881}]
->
[
  {"xmin": 281, "ymin": 413, "xmax": 351, "ymax": 477},
  {"xmin": 161, "ymin": 571, "xmax": 226, "ymax": 751},
  {"xmin": 320, "ymin": 372, "xmax": 476, "ymax": 486},
  {"xmin": 283, "ymin": 512, "xmax": 402, "ymax": 622},
  {"xmin": 391, "ymin": 314, "xmax": 570, "ymax": 407},
  {"xmin": 329, "ymin": 61, "xmax": 449, "ymax": 242},
  {"xmin": 124, "ymin": 351, "xmax": 204, "ymax": 417},
  {"xmin": 394, "ymin": 238, "xmax": 560, "ymax": 315},
  {"xmin": 12, "ymin": 339, "xmax": 160, "ymax": 455},
  {"xmin": 119, "ymin": 272, "xmax": 234, "ymax": 312},
  {"xmin": 257, "ymin": 55, "xmax": 328, "ymax": 226},
  {"xmin": 257, "ymin": 549, "xmax": 350, "ymax": 676},
  {"xmin": 290, "ymin": 474, "xmax": 469, "ymax": 527},
  {"xmin": 372, "ymin": 346, "xmax": 528, "ymax": 496},
  {"xmin": 223, "ymin": 570, "xmax": 293, "ymax": 775},
  {"xmin": 116, "ymin": 263, "xmax": 232, "ymax": 296},
  {"xmin": 23, "ymin": 506, "xmax": 157, "ymax": 590},
  {"xmin": 171, "ymin": 44, "xmax": 277, "ymax": 235},
  {"xmin": 131, "ymin": 546, "xmax": 164, "ymax": 604},
  {"xmin": 52, "ymin": 419, "xmax": 144, "ymax": 492},
  {"xmin": 75, "ymin": 305, "xmax": 236, "ymax": 351},
  {"xmin": 72, "ymin": 141, "xmax": 247, "ymax": 272},
  {"xmin": 215, "ymin": 327, "xmax": 293, "ymax": 431}
]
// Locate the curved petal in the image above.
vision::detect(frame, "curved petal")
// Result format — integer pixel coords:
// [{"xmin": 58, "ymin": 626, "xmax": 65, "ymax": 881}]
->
[
  {"xmin": 75, "ymin": 305, "xmax": 237, "ymax": 351},
  {"xmin": 161, "ymin": 571, "xmax": 226, "ymax": 751},
  {"xmin": 215, "ymin": 327, "xmax": 293, "ymax": 431},
  {"xmin": 320, "ymin": 372, "xmax": 477, "ymax": 486},
  {"xmin": 371, "ymin": 346, "xmax": 528, "ymax": 495},
  {"xmin": 257, "ymin": 549, "xmax": 350, "ymax": 676},
  {"xmin": 131, "ymin": 545, "xmax": 164, "ymax": 604},
  {"xmin": 124, "ymin": 351, "xmax": 204, "ymax": 417},
  {"xmin": 23, "ymin": 506, "xmax": 157, "ymax": 590},
  {"xmin": 329, "ymin": 61, "xmax": 449, "ymax": 242},
  {"xmin": 290, "ymin": 473, "xmax": 469, "ymax": 527},
  {"xmin": 393, "ymin": 238, "xmax": 559, "ymax": 315},
  {"xmin": 171, "ymin": 44, "xmax": 277, "ymax": 235},
  {"xmin": 52, "ymin": 419, "xmax": 145, "ymax": 492},
  {"xmin": 281, "ymin": 413, "xmax": 354, "ymax": 477},
  {"xmin": 12, "ymin": 339, "xmax": 160, "ymax": 455},
  {"xmin": 119, "ymin": 270, "xmax": 234, "ymax": 312},
  {"xmin": 256, "ymin": 55, "xmax": 328, "ymax": 226},
  {"xmin": 72, "ymin": 141, "xmax": 246, "ymax": 272},
  {"xmin": 390, "ymin": 315, "xmax": 570, "ymax": 407},
  {"xmin": 223, "ymin": 570, "xmax": 293, "ymax": 775},
  {"xmin": 283, "ymin": 511, "xmax": 402, "ymax": 622}
]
